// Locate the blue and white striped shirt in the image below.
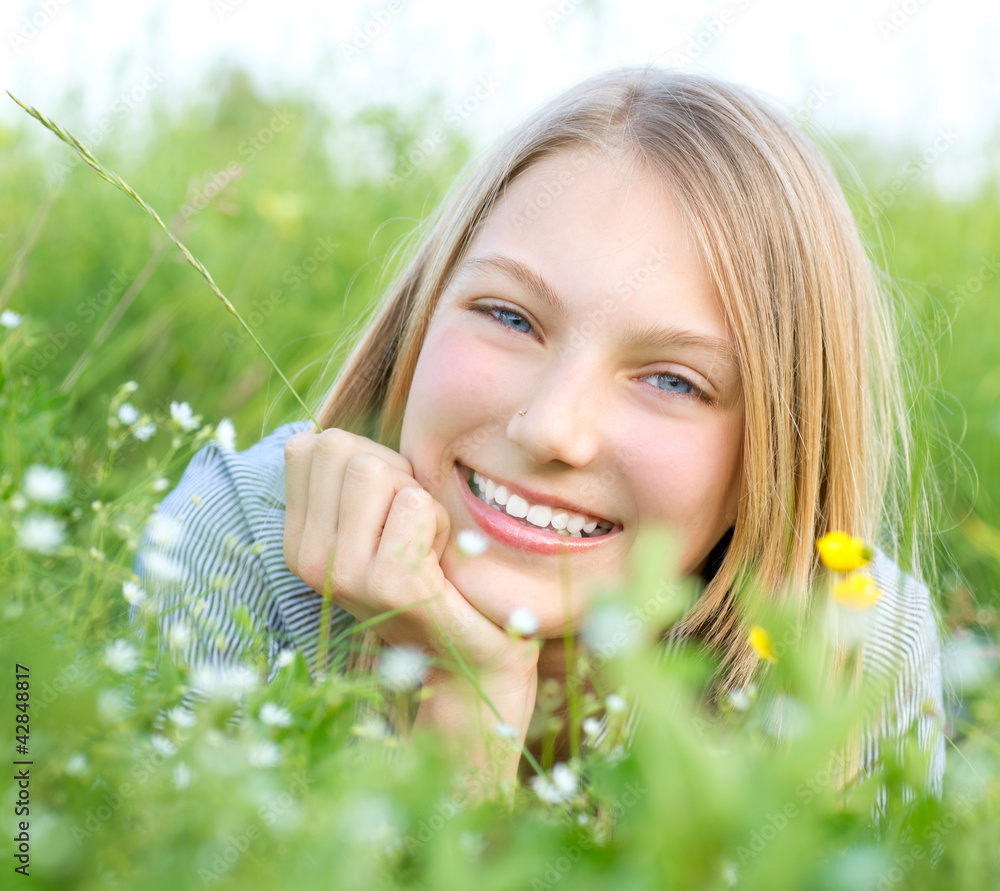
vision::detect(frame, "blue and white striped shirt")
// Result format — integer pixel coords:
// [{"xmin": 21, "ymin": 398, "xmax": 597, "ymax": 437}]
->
[{"xmin": 133, "ymin": 420, "xmax": 947, "ymax": 800}]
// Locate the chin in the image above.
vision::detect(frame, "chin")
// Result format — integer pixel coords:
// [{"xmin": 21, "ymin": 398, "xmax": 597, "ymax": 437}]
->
[{"xmin": 440, "ymin": 542, "xmax": 590, "ymax": 639}]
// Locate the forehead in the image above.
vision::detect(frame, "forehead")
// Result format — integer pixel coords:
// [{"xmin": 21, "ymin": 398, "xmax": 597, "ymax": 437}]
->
[{"xmin": 455, "ymin": 150, "xmax": 730, "ymax": 341}]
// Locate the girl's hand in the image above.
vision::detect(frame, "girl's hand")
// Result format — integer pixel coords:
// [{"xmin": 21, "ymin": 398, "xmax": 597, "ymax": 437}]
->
[{"xmin": 282, "ymin": 428, "xmax": 540, "ymax": 682}]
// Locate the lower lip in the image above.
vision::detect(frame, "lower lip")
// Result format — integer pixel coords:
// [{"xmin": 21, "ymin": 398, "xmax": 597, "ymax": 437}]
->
[{"xmin": 455, "ymin": 464, "xmax": 620, "ymax": 556}]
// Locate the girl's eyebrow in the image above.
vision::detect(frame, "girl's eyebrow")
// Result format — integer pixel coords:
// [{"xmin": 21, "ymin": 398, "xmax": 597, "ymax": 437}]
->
[{"xmin": 459, "ymin": 253, "xmax": 740, "ymax": 369}]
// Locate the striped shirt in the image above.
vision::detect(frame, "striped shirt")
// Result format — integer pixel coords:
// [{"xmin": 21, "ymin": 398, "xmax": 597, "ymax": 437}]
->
[{"xmin": 133, "ymin": 420, "xmax": 946, "ymax": 802}]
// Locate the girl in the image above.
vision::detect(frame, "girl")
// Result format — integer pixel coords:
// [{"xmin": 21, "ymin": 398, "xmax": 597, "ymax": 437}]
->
[{"xmin": 134, "ymin": 65, "xmax": 946, "ymax": 804}]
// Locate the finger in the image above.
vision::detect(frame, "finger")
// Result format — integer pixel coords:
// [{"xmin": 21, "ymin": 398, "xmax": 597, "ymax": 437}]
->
[
  {"xmin": 334, "ymin": 454, "xmax": 418, "ymax": 597},
  {"xmin": 368, "ymin": 486, "xmax": 457, "ymax": 647},
  {"xmin": 283, "ymin": 431, "xmax": 319, "ymax": 570},
  {"xmin": 303, "ymin": 428, "xmax": 414, "ymax": 541}
]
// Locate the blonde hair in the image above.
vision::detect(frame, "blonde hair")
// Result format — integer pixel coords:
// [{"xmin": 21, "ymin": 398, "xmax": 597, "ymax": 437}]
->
[{"xmin": 312, "ymin": 65, "xmax": 936, "ymax": 778}]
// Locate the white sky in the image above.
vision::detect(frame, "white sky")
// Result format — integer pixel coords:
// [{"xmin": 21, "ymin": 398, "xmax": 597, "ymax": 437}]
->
[{"xmin": 2, "ymin": 0, "xmax": 999, "ymax": 194}]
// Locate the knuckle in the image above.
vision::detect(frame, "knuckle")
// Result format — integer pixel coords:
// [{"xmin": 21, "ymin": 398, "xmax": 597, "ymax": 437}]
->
[
  {"xmin": 315, "ymin": 427, "xmax": 353, "ymax": 454},
  {"xmin": 344, "ymin": 450, "xmax": 388, "ymax": 480},
  {"xmin": 284, "ymin": 431, "xmax": 315, "ymax": 459}
]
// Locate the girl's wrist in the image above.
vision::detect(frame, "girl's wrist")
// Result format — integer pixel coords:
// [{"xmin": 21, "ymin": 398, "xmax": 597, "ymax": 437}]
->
[{"xmin": 413, "ymin": 663, "xmax": 539, "ymax": 797}]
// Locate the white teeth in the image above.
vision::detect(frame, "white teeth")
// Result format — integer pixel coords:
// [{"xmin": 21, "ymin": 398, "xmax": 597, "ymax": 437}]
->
[
  {"xmin": 505, "ymin": 493, "xmax": 529, "ymax": 519},
  {"xmin": 468, "ymin": 468, "xmax": 613, "ymax": 538},
  {"xmin": 526, "ymin": 504, "xmax": 552, "ymax": 528}
]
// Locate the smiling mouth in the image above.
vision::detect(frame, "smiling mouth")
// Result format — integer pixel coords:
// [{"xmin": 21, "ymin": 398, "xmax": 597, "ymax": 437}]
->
[{"xmin": 462, "ymin": 466, "xmax": 615, "ymax": 539}]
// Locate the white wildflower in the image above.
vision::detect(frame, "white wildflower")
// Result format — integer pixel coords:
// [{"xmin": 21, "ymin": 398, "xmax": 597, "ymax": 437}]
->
[
  {"xmin": 64, "ymin": 752, "xmax": 88, "ymax": 776},
  {"xmin": 167, "ymin": 706, "xmax": 196, "ymax": 727},
  {"xmin": 458, "ymin": 831, "xmax": 487, "ymax": 858},
  {"xmin": 530, "ymin": 774, "xmax": 571, "ymax": 805},
  {"xmin": 151, "ymin": 735, "xmax": 177, "ymax": 756},
  {"xmin": 104, "ymin": 640, "xmax": 140, "ymax": 674},
  {"xmin": 133, "ymin": 420, "xmax": 156, "ymax": 441},
  {"xmin": 143, "ymin": 550, "xmax": 182, "ymax": 581},
  {"xmin": 456, "ymin": 528, "xmax": 489, "ymax": 557},
  {"xmin": 173, "ymin": 762, "xmax": 192, "ymax": 789},
  {"xmin": 551, "ymin": 763, "xmax": 578, "ymax": 797},
  {"xmin": 190, "ymin": 663, "xmax": 258, "ymax": 700},
  {"xmin": 23, "ymin": 464, "xmax": 68, "ymax": 504},
  {"xmin": 274, "ymin": 649, "xmax": 296, "ymax": 669},
  {"xmin": 214, "ymin": 418, "xmax": 237, "ymax": 450},
  {"xmin": 122, "ymin": 580, "xmax": 146, "ymax": 607},
  {"xmin": 117, "ymin": 403, "xmax": 139, "ymax": 425},
  {"xmin": 259, "ymin": 703, "xmax": 293, "ymax": 727},
  {"xmin": 492, "ymin": 722, "xmax": 518, "ymax": 739},
  {"xmin": 581, "ymin": 603, "xmax": 640, "ymax": 656},
  {"xmin": 170, "ymin": 401, "xmax": 200, "ymax": 431},
  {"xmin": 151, "ymin": 477, "xmax": 170, "ymax": 492},
  {"xmin": 377, "ymin": 644, "xmax": 430, "ymax": 691},
  {"xmin": 582, "ymin": 717, "xmax": 604, "ymax": 739},
  {"xmin": 727, "ymin": 688, "xmax": 752, "ymax": 712},
  {"xmin": 123, "ymin": 380, "xmax": 139, "ymax": 393},
  {"xmin": 248, "ymin": 741, "xmax": 282, "ymax": 768},
  {"xmin": 168, "ymin": 622, "xmax": 192, "ymax": 651},
  {"xmin": 351, "ymin": 715, "xmax": 393, "ymax": 740},
  {"xmin": 148, "ymin": 513, "xmax": 181, "ymax": 547},
  {"xmin": 1, "ymin": 309, "xmax": 23, "ymax": 328},
  {"xmin": 96, "ymin": 690, "xmax": 128, "ymax": 723},
  {"xmin": 605, "ymin": 693, "xmax": 627, "ymax": 715},
  {"xmin": 17, "ymin": 514, "xmax": 66, "ymax": 554},
  {"xmin": 506, "ymin": 607, "xmax": 539, "ymax": 636}
]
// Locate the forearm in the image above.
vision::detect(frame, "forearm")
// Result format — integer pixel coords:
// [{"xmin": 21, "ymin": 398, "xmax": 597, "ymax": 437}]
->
[{"xmin": 413, "ymin": 665, "xmax": 538, "ymax": 801}]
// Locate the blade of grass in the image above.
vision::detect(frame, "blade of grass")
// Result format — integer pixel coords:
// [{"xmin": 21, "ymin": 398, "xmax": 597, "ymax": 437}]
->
[{"xmin": 8, "ymin": 91, "xmax": 320, "ymax": 429}]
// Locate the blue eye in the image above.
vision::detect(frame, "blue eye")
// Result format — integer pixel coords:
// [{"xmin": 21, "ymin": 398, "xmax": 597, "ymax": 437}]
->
[
  {"xmin": 649, "ymin": 373, "xmax": 695, "ymax": 396},
  {"xmin": 484, "ymin": 305, "xmax": 534, "ymax": 336}
]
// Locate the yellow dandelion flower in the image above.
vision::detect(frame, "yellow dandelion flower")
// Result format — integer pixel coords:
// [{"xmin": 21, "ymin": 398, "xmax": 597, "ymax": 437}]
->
[
  {"xmin": 833, "ymin": 574, "xmax": 883, "ymax": 610},
  {"xmin": 816, "ymin": 532, "xmax": 873, "ymax": 572},
  {"xmin": 749, "ymin": 625, "xmax": 778, "ymax": 663}
]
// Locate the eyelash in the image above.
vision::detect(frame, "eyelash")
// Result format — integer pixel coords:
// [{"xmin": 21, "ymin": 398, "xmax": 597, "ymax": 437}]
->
[{"xmin": 470, "ymin": 301, "xmax": 713, "ymax": 405}]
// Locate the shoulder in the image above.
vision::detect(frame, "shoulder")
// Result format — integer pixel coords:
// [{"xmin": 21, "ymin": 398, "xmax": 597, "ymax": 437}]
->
[
  {"xmin": 134, "ymin": 419, "xmax": 313, "ymax": 581},
  {"xmin": 862, "ymin": 547, "xmax": 942, "ymax": 683}
]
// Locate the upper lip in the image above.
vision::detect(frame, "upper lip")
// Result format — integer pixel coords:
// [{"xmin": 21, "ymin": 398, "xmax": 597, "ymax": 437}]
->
[{"xmin": 460, "ymin": 463, "xmax": 618, "ymax": 526}]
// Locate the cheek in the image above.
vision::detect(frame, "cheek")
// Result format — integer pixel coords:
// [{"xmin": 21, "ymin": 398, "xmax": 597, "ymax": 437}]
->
[
  {"xmin": 626, "ymin": 419, "xmax": 742, "ymax": 527},
  {"xmin": 401, "ymin": 324, "xmax": 508, "ymax": 468}
]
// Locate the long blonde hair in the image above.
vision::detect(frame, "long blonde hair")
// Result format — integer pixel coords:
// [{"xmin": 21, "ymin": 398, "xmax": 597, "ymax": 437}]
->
[{"xmin": 311, "ymin": 66, "xmax": 936, "ymax": 772}]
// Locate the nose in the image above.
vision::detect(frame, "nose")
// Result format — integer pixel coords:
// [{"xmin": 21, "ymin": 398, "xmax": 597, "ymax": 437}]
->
[{"xmin": 507, "ymin": 362, "xmax": 602, "ymax": 467}]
